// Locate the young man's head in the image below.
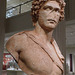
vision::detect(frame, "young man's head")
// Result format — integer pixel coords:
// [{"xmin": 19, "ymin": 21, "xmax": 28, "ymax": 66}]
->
[{"xmin": 31, "ymin": 0, "xmax": 65, "ymax": 25}]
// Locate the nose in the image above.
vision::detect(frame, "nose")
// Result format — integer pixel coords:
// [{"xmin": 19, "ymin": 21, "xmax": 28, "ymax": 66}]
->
[
  {"xmin": 49, "ymin": 10, "xmax": 56, "ymax": 15},
  {"xmin": 49, "ymin": 10, "xmax": 59, "ymax": 18},
  {"xmin": 48, "ymin": 11, "xmax": 59, "ymax": 22},
  {"xmin": 48, "ymin": 11, "xmax": 56, "ymax": 18}
]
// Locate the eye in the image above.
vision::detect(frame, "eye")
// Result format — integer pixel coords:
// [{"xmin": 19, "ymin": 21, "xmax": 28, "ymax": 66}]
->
[
  {"xmin": 43, "ymin": 6, "xmax": 53, "ymax": 11},
  {"xmin": 49, "ymin": 6, "xmax": 53, "ymax": 10},
  {"xmin": 54, "ymin": 8, "xmax": 60, "ymax": 13},
  {"xmin": 43, "ymin": 6, "xmax": 49, "ymax": 10}
]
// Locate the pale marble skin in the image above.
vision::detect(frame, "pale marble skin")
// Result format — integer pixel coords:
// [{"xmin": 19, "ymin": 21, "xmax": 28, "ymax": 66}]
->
[{"xmin": 6, "ymin": 1, "xmax": 65, "ymax": 75}]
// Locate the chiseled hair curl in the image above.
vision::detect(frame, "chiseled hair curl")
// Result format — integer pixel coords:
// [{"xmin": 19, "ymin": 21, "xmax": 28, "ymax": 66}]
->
[{"xmin": 31, "ymin": 0, "xmax": 66, "ymax": 24}]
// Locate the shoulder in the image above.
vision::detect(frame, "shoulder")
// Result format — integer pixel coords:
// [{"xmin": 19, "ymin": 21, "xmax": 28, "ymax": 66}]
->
[{"xmin": 6, "ymin": 31, "xmax": 29, "ymax": 51}]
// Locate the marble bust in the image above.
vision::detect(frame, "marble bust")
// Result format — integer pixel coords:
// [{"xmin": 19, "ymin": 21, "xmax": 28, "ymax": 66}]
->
[{"xmin": 6, "ymin": 0, "xmax": 66, "ymax": 75}]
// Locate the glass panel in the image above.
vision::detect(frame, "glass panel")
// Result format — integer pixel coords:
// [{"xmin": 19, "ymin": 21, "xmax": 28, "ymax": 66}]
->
[
  {"xmin": 6, "ymin": 0, "xmax": 32, "ymax": 18},
  {"xmin": 21, "ymin": 2, "xmax": 32, "ymax": 13},
  {"xmin": 6, "ymin": 7, "xmax": 19, "ymax": 18}
]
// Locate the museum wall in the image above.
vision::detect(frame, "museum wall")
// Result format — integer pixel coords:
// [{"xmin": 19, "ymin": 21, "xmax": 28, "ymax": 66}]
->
[
  {"xmin": 68, "ymin": 0, "xmax": 75, "ymax": 20},
  {"xmin": 5, "ymin": 11, "xmax": 34, "ymax": 33},
  {"xmin": 0, "ymin": 0, "xmax": 6, "ymax": 75},
  {"xmin": 66, "ymin": 20, "xmax": 75, "ymax": 46},
  {"xmin": 65, "ymin": 0, "xmax": 75, "ymax": 20},
  {"xmin": 66, "ymin": 48, "xmax": 75, "ymax": 72},
  {"xmin": 66, "ymin": 19, "xmax": 75, "ymax": 75}
]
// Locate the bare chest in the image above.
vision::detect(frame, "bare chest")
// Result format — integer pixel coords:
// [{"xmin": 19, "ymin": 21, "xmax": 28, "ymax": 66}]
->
[{"xmin": 18, "ymin": 39, "xmax": 62, "ymax": 75}]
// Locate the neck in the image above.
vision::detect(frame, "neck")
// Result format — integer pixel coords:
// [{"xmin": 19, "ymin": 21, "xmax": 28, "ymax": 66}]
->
[{"xmin": 33, "ymin": 22, "xmax": 54, "ymax": 42}]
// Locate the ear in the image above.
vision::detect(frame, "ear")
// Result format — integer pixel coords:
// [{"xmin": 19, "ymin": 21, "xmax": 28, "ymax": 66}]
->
[
  {"xmin": 59, "ymin": 14, "xmax": 64, "ymax": 21},
  {"xmin": 33, "ymin": 22, "xmax": 36, "ymax": 26}
]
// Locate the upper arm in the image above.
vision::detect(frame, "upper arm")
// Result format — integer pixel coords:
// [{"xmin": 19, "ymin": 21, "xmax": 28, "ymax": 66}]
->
[{"xmin": 6, "ymin": 35, "xmax": 19, "ymax": 62}]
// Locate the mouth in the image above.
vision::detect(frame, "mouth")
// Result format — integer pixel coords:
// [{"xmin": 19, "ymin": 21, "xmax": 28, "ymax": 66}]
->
[{"xmin": 47, "ymin": 19, "xmax": 57, "ymax": 24}]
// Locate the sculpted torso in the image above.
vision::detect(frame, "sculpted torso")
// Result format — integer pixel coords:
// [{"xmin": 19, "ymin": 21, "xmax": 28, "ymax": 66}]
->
[
  {"xmin": 6, "ymin": 0, "xmax": 65, "ymax": 75},
  {"xmin": 6, "ymin": 31, "xmax": 64, "ymax": 75}
]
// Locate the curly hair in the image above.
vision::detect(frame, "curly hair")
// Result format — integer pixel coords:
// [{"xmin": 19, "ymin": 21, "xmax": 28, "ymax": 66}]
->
[{"xmin": 31, "ymin": 0, "xmax": 66, "ymax": 24}]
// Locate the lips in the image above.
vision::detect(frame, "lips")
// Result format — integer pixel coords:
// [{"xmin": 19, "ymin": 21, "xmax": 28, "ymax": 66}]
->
[{"xmin": 47, "ymin": 19, "xmax": 57, "ymax": 23}]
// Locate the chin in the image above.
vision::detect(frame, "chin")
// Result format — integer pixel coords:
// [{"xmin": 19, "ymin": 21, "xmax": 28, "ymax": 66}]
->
[
  {"xmin": 44, "ymin": 25, "xmax": 57, "ymax": 32},
  {"xmin": 40, "ymin": 22, "xmax": 57, "ymax": 31},
  {"xmin": 42, "ymin": 26, "xmax": 54, "ymax": 32},
  {"xmin": 46, "ymin": 24, "xmax": 57, "ymax": 29}
]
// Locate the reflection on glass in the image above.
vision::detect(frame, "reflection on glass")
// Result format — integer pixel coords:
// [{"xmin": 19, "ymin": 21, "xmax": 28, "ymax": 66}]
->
[
  {"xmin": 6, "ymin": 0, "xmax": 32, "ymax": 18},
  {"xmin": 3, "ymin": 53, "xmax": 21, "ymax": 71},
  {"xmin": 6, "ymin": 7, "xmax": 19, "ymax": 18}
]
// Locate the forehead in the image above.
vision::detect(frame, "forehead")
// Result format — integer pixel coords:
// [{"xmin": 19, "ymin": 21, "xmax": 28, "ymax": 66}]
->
[{"xmin": 42, "ymin": 1, "xmax": 60, "ymax": 9}]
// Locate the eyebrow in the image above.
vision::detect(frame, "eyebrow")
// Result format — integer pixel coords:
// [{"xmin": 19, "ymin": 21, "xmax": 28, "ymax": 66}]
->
[
  {"xmin": 43, "ymin": 6, "xmax": 53, "ymax": 8},
  {"xmin": 43, "ymin": 5, "xmax": 60, "ymax": 10}
]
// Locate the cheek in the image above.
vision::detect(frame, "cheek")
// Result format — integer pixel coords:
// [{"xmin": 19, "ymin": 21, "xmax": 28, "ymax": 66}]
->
[
  {"xmin": 57, "ymin": 13, "xmax": 61, "ymax": 18},
  {"xmin": 39, "ymin": 14, "xmax": 46, "ymax": 22},
  {"xmin": 55, "ymin": 14, "xmax": 60, "ymax": 21},
  {"xmin": 39, "ymin": 11, "xmax": 47, "ymax": 18}
]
